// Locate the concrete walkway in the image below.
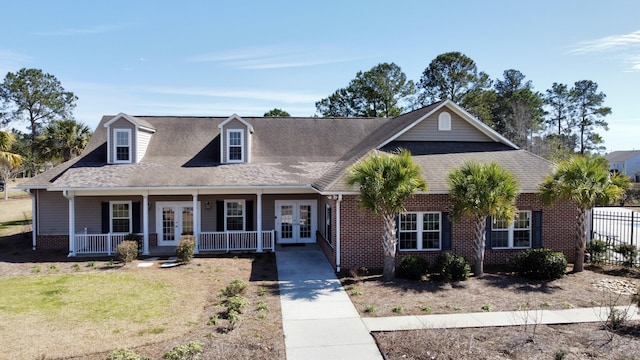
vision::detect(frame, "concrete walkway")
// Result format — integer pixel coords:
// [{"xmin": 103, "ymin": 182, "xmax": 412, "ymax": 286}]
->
[
  {"xmin": 364, "ymin": 305, "xmax": 640, "ymax": 331},
  {"xmin": 277, "ymin": 245, "xmax": 640, "ymax": 359},
  {"xmin": 276, "ymin": 244, "xmax": 383, "ymax": 360}
]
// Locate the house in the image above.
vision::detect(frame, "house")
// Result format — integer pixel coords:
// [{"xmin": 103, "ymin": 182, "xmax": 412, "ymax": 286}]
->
[
  {"xmin": 605, "ymin": 150, "xmax": 640, "ymax": 182},
  {"xmin": 19, "ymin": 100, "xmax": 577, "ymax": 271}
]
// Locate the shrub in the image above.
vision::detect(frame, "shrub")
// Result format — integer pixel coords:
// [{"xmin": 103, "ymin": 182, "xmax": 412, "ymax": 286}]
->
[
  {"xmin": 124, "ymin": 233, "xmax": 143, "ymax": 253},
  {"xmin": 176, "ymin": 235, "xmax": 196, "ymax": 263},
  {"xmin": 431, "ymin": 252, "xmax": 470, "ymax": 282},
  {"xmin": 227, "ymin": 310, "xmax": 240, "ymax": 329},
  {"xmin": 224, "ymin": 295, "xmax": 249, "ymax": 313},
  {"xmin": 586, "ymin": 239, "xmax": 608, "ymax": 265},
  {"xmin": 614, "ymin": 243, "xmax": 638, "ymax": 267},
  {"xmin": 511, "ymin": 248, "xmax": 567, "ymax": 280},
  {"xmin": 107, "ymin": 348, "xmax": 148, "ymax": 360},
  {"xmin": 116, "ymin": 241, "xmax": 138, "ymax": 263},
  {"xmin": 221, "ymin": 279, "xmax": 248, "ymax": 297},
  {"xmin": 162, "ymin": 340, "xmax": 203, "ymax": 360},
  {"xmin": 396, "ymin": 255, "xmax": 430, "ymax": 280}
]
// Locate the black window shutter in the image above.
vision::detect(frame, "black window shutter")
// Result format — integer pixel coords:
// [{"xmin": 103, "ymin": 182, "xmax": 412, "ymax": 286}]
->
[
  {"xmin": 442, "ymin": 212, "xmax": 452, "ymax": 250},
  {"xmin": 246, "ymin": 200, "xmax": 254, "ymax": 231},
  {"xmin": 485, "ymin": 216, "xmax": 492, "ymax": 249},
  {"xmin": 101, "ymin": 202, "xmax": 110, "ymax": 233},
  {"xmin": 216, "ymin": 201, "xmax": 224, "ymax": 231},
  {"xmin": 132, "ymin": 202, "xmax": 141, "ymax": 233},
  {"xmin": 532, "ymin": 211, "xmax": 543, "ymax": 248},
  {"xmin": 395, "ymin": 214, "xmax": 400, "ymax": 250}
]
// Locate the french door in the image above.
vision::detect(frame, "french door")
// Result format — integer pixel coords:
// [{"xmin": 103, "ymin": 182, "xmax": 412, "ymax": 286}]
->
[
  {"xmin": 275, "ymin": 200, "xmax": 317, "ymax": 244},
  {"xmin": 156, "ymin": 202, "xmax": 197, "ymax": 246}
]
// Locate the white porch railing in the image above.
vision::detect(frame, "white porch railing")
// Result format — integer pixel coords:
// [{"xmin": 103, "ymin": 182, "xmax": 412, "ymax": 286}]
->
[
  {"xmin": 74, "ymin": 233, "xmax": 133, "ymax": 255},
  {"xmin": 73, "ymin": 231, "xmax": 275, "ymax": 255},
  {"xmin": 199, "ymin": 230, "xmax": 275, "ymax": 252}
]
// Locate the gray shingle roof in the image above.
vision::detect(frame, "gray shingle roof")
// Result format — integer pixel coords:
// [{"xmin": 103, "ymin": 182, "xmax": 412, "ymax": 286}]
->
[
  {"xmin": 605, "ymin": 150, "xmax": 640, "ymax": 163},
  {"xmin": 20, "ymin": 101, "xmax": 553, "ymax": 194}
]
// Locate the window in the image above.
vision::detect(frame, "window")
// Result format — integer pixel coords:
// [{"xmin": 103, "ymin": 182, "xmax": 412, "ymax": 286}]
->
[
  {"xmin": 325, "ymin": 205, "xmax": 332, "ymax": 244},
  {"xmin": 227, "ymin": 130, "xmax": 244, "ymax": 162},
  {"xmin": 491, "ymin": 211, "xmax": 531, "ymax": 248},
  {"xmin": 438, "ymin": 112, "xmax": 451, "ymax": 131},
  {"xmin": 114, "ymin": 129, "xmax": 131, "ymax": 163},
  {"xmin": 110, "ymin": 201, "xmax": 131, "ymax": 233},
  {"xmin": 225, "ymin": 200, "xmax": 245, "ymax": 231},
  {"xmin": 399, "ymin": 212, "xmax": 441, "ymax": 250}
]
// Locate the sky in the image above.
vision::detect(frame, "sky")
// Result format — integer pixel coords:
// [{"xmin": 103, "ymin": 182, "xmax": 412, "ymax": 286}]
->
[{"xmin": 1, "ymin": 0, "xmax": 639, "ymax": 152}]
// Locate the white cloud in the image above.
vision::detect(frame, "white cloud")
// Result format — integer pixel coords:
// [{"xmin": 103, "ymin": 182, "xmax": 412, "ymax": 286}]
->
[
  {"xmin": 570, "ymin": 30, "xmax": 640, "ymax": 54},
  {"xmin": 0, "ymin": 50, "xmax": 33, "ymax": 74},
  {"xmin": 570, "ymin": 29, "xmax": 640, "ymax": 71},
  {"xmin": 147, "ymin": 86, "xmax": 322, "ymax": 104},
  {"xmin": 185, "ymin": 45, "xmax": 360, "ymax": 69}
]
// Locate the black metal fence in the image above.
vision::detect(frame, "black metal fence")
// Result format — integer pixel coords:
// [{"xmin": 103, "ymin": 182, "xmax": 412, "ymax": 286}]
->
[{"xmin": 589, "ymin": 208, "xmax": 640, "ymax": 267}]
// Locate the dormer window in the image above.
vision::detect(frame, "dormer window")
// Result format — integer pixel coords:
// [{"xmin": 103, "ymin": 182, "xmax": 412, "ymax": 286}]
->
[
  {"xmin": 218, "ymin": 114, "xmax": 253, "ymax": 164},
  {"xmin": 114, "ymin": 129, "xmax": 132, "ymax": 163},
  {"xmin": 227, "ymin": 129, "xmax": 244, "ymax": 162}
]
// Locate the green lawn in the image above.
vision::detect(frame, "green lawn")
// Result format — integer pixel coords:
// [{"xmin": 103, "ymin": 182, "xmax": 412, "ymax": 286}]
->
[{"xmin": 1, "ymin": 272, "xmax": 174, "ymax": 322}]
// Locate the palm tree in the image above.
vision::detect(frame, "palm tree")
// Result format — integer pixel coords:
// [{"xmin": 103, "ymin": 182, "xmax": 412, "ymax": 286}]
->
[
  {"xmin": 539, "ymin": 155, "xmax": 629, "ymax": 272},
  {"xmin": 0, "ymin": 130, "xmax": 23, "ymax": 200},
  {"xmin": 346, "ymin": 149, "xmax": 427, "ymax": 280},
  {"xmin": 39, "ymin": 119, "xmax": 91, "ymax": 162},
  {"xmin": 447, "ymin": 161, "xmax": 519, "ymax": 278}
]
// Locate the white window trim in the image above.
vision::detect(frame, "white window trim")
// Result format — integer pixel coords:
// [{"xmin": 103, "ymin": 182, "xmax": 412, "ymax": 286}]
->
[
  {"xmin": 110, "ymin": 201, "xmax": 132, "ymax": 233},
  {"xmin": 438, "ymin": 112, "xmax": 451, "ymax": 131},
  {"xmin": 114, "ymin": 129, "xmax": 132, "ymax": 164},
  {"xmin": 398, "ymin": 211, "xmax": 442, "ymax": 251},
  {"xmin": 226, "ymin": 129, "xmax": 244, "ymax": 163},
  {"xmin": 491, "ymin": 210, "xmax": 532, "ymax": 249},
  {"xmin": 325, "ymin": 204, "xmax": 332, "ymax": 245},
  {"xmin": 224, "ymin": 199, "xmax": 246, "ymax": 231}
]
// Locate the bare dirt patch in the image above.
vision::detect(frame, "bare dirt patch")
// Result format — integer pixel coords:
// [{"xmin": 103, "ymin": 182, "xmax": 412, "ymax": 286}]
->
[
  {"xmin": 343, "ymin": 266, "xmax": 640, "ymax": 316},
  {"xmin": 373, "ymin": 322, "xmax": 640, "ymax": 359},
  {"xmin": 343, "ymin": 266, "xmax": 640, "ymax": 359},
  {"xmin": 0, "ymin": 234, "xmax": 285, "ymax": 360}
]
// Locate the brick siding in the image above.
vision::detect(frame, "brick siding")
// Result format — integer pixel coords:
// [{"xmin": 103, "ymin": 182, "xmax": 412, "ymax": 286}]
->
[{"xmin": 336, "ymin": 193, "xmax": 578, "ymax": 272}]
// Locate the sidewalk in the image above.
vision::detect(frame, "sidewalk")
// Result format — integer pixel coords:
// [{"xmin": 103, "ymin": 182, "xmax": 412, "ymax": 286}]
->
[
  {"xmin": 364, "ymin": 305, "xmax": 640, "ymax": 331},
  {"xmin": 277, "ymin": 244, "xmax": 640, "ymax": 359},
  {"xmin": 276, "ymin": 244, "xmax": 383, "ymax": 360}
]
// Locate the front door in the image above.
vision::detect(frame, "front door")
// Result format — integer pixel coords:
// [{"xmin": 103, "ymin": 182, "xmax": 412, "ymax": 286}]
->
[
  {"xmin": 275, "ymin": 200, "xmax": 317, "ymax": 244},
  {"xmin": 156, "ymin": 202, "xmax": 196, "ymax": 246}
]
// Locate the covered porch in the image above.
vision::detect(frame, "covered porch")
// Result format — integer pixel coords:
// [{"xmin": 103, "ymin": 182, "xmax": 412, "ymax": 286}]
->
[{"xmin": 54, "ymin": 188, "xmax": 329, "ymax": 257}]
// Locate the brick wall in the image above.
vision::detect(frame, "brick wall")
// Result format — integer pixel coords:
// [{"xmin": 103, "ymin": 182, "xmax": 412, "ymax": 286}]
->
[
  {"xmin": 337, "ymin": 193, "xmax": 578, "ymax": 272},
  {"xmin": 37, "ymin": 235, "xmax": 68, "ymax": 250}
]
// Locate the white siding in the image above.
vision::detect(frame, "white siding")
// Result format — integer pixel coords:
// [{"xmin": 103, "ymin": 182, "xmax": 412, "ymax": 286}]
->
[
  {"xmin": 397, "ymin": 110, "xmax": 491, "ymax": 142},
  {"xmin": 626, "ymin": 155, "xmax": 640, "ymax": 180},
  {"xmin": 136, "ymin": 129, "xmax": 153, "ymax": 163}
]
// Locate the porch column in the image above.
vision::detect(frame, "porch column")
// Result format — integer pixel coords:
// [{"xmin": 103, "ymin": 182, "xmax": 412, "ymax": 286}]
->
[
  {"xmin": 193, "ymin": 192, "xmax": 200, "ymax": 254},
  {"xmin": 142, "ymin": 193, "xmax": 149, "ymax": 255},
  {"xmin": 256, "ymin": 191, "xmax": 263, "ymax": 252},
  {"xmin": 64, "ymin": 191, "xmax": 76, "ymax": 257}
]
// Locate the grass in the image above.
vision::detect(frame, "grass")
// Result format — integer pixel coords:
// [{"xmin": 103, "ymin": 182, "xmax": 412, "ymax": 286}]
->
[
  {"xmin": 0, "ymin": 252, "xmax": 284, "ymax": 359},
  {"xmin": 0, "ymin": 273, "xmax": 176, "ymax": 322}
]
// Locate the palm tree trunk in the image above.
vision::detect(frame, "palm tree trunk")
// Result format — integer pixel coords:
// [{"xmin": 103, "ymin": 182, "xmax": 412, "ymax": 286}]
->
[
  {"xmin": 573, "ymin": 208, "xmax": 587, "ymax": 272},
  {"xmin": 382, "ymin": 213, "xmax": 397, "ymax": 281},
  {"xmin": 473, "ymin": 215, "xmax": 487, "ymax": 278}
]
